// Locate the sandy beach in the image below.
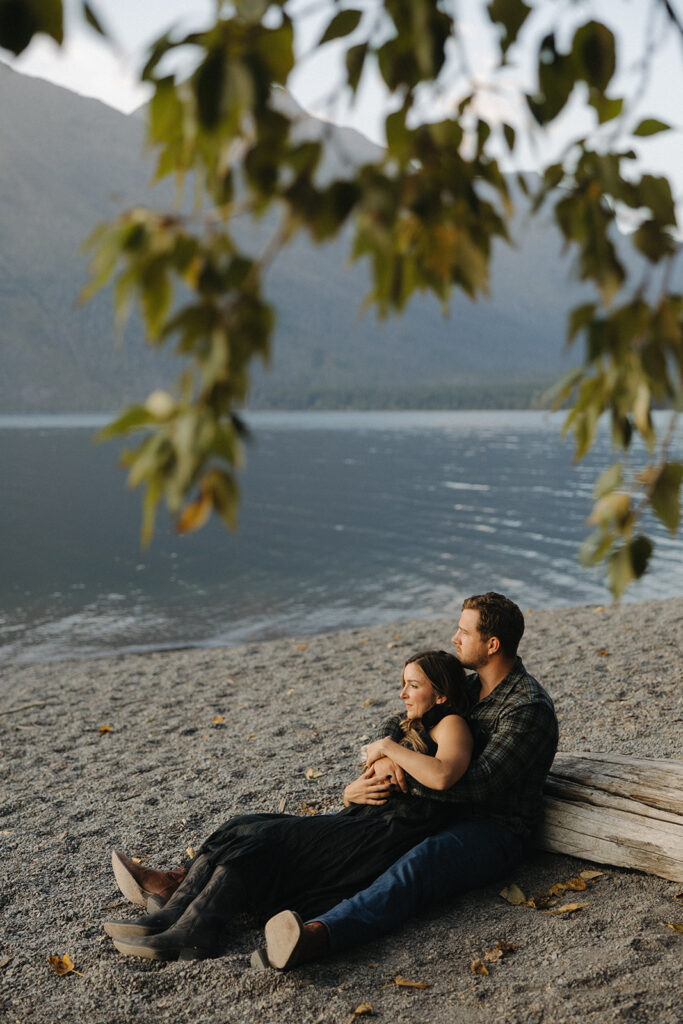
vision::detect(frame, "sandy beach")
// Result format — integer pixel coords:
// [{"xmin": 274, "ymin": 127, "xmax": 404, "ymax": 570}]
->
[{"xmin": 1, "ymin": 596, "xmax": 681, "ymax": 1024}]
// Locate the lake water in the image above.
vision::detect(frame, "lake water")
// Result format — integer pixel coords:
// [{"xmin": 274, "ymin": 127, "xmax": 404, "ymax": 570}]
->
[{"xmin": 1, "ymin": 410, "xmax": 682, "ymax": 663}]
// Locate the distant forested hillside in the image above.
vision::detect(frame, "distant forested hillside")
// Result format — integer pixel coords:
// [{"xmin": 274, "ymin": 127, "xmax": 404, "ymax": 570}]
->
[{"xmin": 0, "ymin": 64, "xmax": 588, "ymax": 412}]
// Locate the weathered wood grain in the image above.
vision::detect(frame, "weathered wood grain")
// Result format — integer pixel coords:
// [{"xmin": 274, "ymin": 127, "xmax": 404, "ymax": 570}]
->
[{"xmin": 539, "ymin": 752, "xmax": 683, "ymax": 882}]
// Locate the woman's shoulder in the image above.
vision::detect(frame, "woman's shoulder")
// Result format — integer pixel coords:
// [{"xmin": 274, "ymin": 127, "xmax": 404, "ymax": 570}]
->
[{"xmin": 421, "ymin": 704, "xmax": 464, "ymax": 730}]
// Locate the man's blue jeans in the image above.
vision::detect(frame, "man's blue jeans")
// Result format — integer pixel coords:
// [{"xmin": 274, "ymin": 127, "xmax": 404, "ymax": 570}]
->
[{"xmin": 316, "ymin": 818, "xmax": 523, "ymax": 953}]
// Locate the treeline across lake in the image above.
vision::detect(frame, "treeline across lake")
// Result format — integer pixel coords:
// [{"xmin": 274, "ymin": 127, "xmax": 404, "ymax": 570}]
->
[{"xmin": 246, "ymin": 379, "xmax": 558, "ymax": 411}]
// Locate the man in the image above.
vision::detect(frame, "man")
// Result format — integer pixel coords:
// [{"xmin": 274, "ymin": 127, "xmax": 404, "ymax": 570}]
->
[
  {"xmin": 261, "ymin": 591, "xmax": 558, "ymax": 969},
  {"xmin": 113, "ymin": 592, "xmax": 558, "ymax": 969}
]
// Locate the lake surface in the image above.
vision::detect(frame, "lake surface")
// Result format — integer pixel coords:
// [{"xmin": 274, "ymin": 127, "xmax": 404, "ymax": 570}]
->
[{"xmin": 1, "ymin": 410, "xmax": 682, "ymax": 663}]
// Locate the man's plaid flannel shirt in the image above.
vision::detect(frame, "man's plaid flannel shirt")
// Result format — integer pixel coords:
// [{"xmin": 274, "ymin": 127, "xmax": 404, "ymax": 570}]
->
[{"xmin": 377, "ymin": 658, "xmax": 558, "ymax": 838}]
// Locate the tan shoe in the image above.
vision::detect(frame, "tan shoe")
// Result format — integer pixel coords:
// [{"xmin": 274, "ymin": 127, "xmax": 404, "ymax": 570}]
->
[
  {"xmin": 264, "ymin": 910, "xmax": 329, "ymax": 969},
  {"xmin": 112, "ymin": 849, "xmax": 187, "ymax": 906}
]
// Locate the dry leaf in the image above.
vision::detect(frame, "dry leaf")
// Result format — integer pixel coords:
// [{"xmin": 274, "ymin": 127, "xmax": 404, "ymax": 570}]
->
[
  {"xmin": 295, "ymin": 644, "xmax": 308, "ymax": 650},
  {"xmin": 548, "ymin": 882, "xmax": 567, "ymax": 896},
  {"xmin": 579, "ymin": 870, "xmax": 605, "ymax": 881},
  {"xmin": 564, "ymin": 877, "xmax": 588, "ymax": 892},
  {"xmin": 247, "ymin": 733, "xmax": 258, "ymax": 739},
  {"xmin": 470, "ymin": 958, "xmax": 489, "ymax": 976},
  {"xmin": 48, "ymin": 954, "xmax": 83, "ymax": 977},
  {"xmin": 286, "ymin": 688, "xmax": 295, "ymax": 695},
  {"xmin": 98, "ymin": 725, "xmax": 112, "ymax": 734},
  {"xmin": 382, "ymin": 975, "xmax": 430, "ymax": 989},
  {"xmin": 484, "ymin": 940, "xmax": 515, "ymax": 962},
  {"xmin": 393, "ymin": 633, "xmax": 401, "ymax": 639},
  {"xmin": 300, "ymin": 802, "xmax": 318, "ymax": 815},
  {"xmin": 543, "ymin": 902, "xmax": 588, "ymax": 916},
  {"xmin": 598, "ymin": 649, "xmax": 610, "ymax": 656},
  {"xmin": 0, "ymin": 957, "xmax": 12, "ymax": 968},
  {"xmin": 593, "ymin": 605, "xmax": 604, "ymax": 612},
  {"xmin": 359, "ymin": 637, "xmax": 370, "ymax": 643},
  {"xmin": 526, "ymin": 893, "xmax": 558, "ymax": 910},
  {"xmin": 131, "ymin": 856, "xmax": 142, "ymax": 864},
  {"xmin": 305, "ymin": 767, "xmax": 324, "ymax": 780},
  {"xmin": 185, "ymin": 846, "xmax": 196, "ymax": 860},
  {"xmin": 213, "ymin": 715, "xmax": 224, "ymax": 725},
  {"xmin": 362, "ymin": 698, "xmax": 375, "ymax": 707},
  {"xmin": 499, "ymin": 884, "xmax": 526, "ymax": 905},
  {"xmin": 672, "ymin": 892, "xmax": 683, "ymax": 903},
  {"xmin": 663, "ymin": 922, "xmax": 683, "ymax": 932},
  {"xmin": 351, "ymin": 1004, "xmax": 374, "ymax": 1018}
]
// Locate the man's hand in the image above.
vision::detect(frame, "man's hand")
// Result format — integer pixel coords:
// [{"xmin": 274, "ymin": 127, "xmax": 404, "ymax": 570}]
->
[
  {"xmin": 368, "ymin": 756, "xmax": 407, "ymax": 794},
  {"xmin": 343, "ymin": 768, "xmax": 393, "ymax": 807}
]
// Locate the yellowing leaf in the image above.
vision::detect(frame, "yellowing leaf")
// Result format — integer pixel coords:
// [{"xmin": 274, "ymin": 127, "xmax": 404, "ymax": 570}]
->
[
  {"xmin": 287, "ymin": 688, "xmax": 295, "ymax": 695},
  {"xmin": 185, "ymin": 846, "xmax": 196, "ymax": 859},
  {"xmin": 362, "ymin": 698, "xmax": 375, "ymax": 707},
  {"xmin": 382, "ymin": 975, "xmax": 430, "ymax": 989},
  {"xmin": 351, "ymin": 1004, "xmax": 374, "ymax": 1019},
  {"xmin": 593, "ymin": 606, "xmax": 605, "ymax": 612},
  {"xmin": 300, "ymin": 801, "xmax": 318, "ymax": 814},
  {"xmin": 295, "ymin": 644, "xmax": 309, "ymax": 650},
  {"xmin": 579, "ymin": 870, "xmax": 605, "ymax": 881},
  {"xmin": 98, "ymin": 725, "xmax": 112, "ymax": 734},
  {"xmin": 544, "ymin": 902, "xmax": 588, "ymax": 916},
  {"xmin": 598, "ymin": 649, "xmax": 610, "ymax": 657},
  {"xmin": 663, "ymin": 922, "xmax": 683, "ymax": 932},
  {"xmin": 0, "ymin": 957, "xmax": 13, "ymax": 968},
  {"xmin": 305, "ymin": 767, "xmax": 324, "ymax": 780},
  {"xmin": 470, "ymin": 958, "xmax": 489, "ymax": 976},
  {"xmin": 48, "ymin": 954, "xmax": 83, "ymax": 977},
  {"xmin": 499, "ymin": 884, "xmax": 526, "ymax": 905},
  {"xmin": 672, "ymin": 892, "xmax": 683, "ymax": 903},
  {"xmin": 247, "ymin": 733, "xmax": 258, "ymax": 739},
  {"xmin": 213, "ymin": 715, "xmax": 225, "ymax": 724},
  {"xmin": 564, "ymin": 876, "xmax": 588, "ymax": 891},
  {"xmin": 484, "ymin": 940, "xmax": 515, "ymax": 962}
]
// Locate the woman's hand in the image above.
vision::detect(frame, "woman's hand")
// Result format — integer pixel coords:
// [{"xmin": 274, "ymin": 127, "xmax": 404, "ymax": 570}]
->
[
  {"xmin": 363, "ymin": 737, "xmax": 387, "ymax": 766},
  {"xmin": 343, "ymin": 768, "xmax": 393, "ymax": 807}
]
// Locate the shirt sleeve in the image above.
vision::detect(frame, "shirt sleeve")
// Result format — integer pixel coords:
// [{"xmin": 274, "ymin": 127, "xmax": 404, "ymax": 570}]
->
[{"xmin": 405, "ymin": 699, "xmax": 557, "ymax": 804}]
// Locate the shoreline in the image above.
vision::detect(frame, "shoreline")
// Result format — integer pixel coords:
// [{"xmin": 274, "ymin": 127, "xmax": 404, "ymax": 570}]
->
[{"xmin": 1, "ymin": 596, "xmax": 681, "ymax": 1023}]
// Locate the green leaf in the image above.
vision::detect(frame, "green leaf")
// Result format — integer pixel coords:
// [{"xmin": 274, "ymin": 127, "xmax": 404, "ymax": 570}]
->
[
  {"xmin": 650, "ymin": 462, "xmax": 683, "ymax": 533},
  {"xmin": 487, "ymin": 0, "xmax": 531, "ymax": 55},
  {"xmin": 594, "ymin": 463, "xmax": 623, "ymax": 499},
  {"xmin": 196, "ymin": 46, "xmax": 226, "ymax": 130},
  {"xmin": 0, "ymin": 0, "xmax": 63, "ymax": 54},
  {"xmin": 503, "ymin": 123, "xmax": 516, "ymax": 151},
  {"xmin": 588, "ymin": 90, "xmax": 623, "ymax": 124},
  {"xmin": 319, "ymin": 9, "xmax": 362, "ymax": 45},
  {"xmin": 97, "ymin": 406, "xmax": 155, "ymax": 441},
  {"xmin": 83, "ymin": 2, "xmax": 106, "ymax": 36},
  {"xmin": 633, "ymin": 118, "xmax": 670, "ymax": 137},
  {"xmin": 346, "ymin": 42, "xmax": 368, "ymax": 93},
  {"xmin": 633, "ymin": 220, "xmax": 676, "ymax": 263},
  {"xmin": 567, "ymin": 302, "xmax": 597, "ymax": 343},
  {"xmin": 572, "ymin": 21, "xmax": 615, "ymax": 91},
  {"xmin": 608, "ymin": 536, "xmax": 653, "ymax": 598}
]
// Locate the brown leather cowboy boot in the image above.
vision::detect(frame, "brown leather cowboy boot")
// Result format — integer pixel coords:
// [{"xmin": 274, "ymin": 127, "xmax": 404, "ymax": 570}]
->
[
  {"xmin": 263, "ymin": 910, "xmax": 329, "ymax": 969},
  {"xmin": 112, "ymin": 849, "xmax": 188, "ymax": 907}
]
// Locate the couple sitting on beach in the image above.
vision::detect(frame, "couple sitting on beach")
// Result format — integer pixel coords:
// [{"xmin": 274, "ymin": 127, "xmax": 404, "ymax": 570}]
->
[{"xmin": 104, "ymin": 591, "xmax": 559, "ymax": 967}]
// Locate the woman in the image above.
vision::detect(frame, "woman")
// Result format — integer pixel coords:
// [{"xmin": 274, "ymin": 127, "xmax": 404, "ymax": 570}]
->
[{"xmin": 105, "ymin": 649, "xmax": 473, "ymax": 961}]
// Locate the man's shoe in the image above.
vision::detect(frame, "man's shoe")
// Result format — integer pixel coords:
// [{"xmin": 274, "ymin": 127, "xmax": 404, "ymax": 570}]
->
[
  {"xmin": 264, "ymin": 910, "xmax": 329, "ymax": 969},
  {"xmin": 112, "ymin": 849, "xmax": 187, "ymax": 907}
]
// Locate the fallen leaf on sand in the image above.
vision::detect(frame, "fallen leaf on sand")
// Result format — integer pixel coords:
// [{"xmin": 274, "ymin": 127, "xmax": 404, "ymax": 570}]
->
[
  {"xmin": 213, "ymin": 715, "xmax": 225, "ymax": 725},
  {"xmin": 0, "ymin": 957, "xmax": 12, "ymax": 969},
  {"xmin": 484, "ymin": 940, "xmax": 515, "ymax": 962},
  {"xmin": 300, "ymin": 802, "xmax": 319, "ymax": 815},
  {"xmin": 525, "ymin": 893, "xmax": 558, "ymax": 910},
  {"xmin": 98, "ymin": 725, "xmax": 112, "ymax": 734},
  {"xmin": 470, "ymin": 959, "xmax": 489, "ymax": 976},
  {"xmin": 294, "ymin": 644, "xmax": 308, "ymax": 650},
  {"xmin": 543, "ymin": 902, "xmax": 588, "ymax": 916},
  {"xmin": 185, "ymin": 847, "xmax": 197, "ymax": 860},
  {"xmin": 672, "ymin": 892, "xmax": 683, "ymax": 904},
  {"xmin": 381, "ymin": 975, "xmax": 430, "ymax": 989},
  {"xmin": 499, "ymin": 884, "xmax": 526, "ymax": 905},
  {"xmin": 362, "ymin": 698, "xmax": 375, "ymax": 707},
  {"xmin": 48, "ymin": 954, "xmax": 83, "ymax": 977},
  {"xmin": 247, "ymin": 733, "xmax": 258, "ymax": 739},
  {"xmin": 563, "ymin": 877, "xmax": 588, "ymax": 892},
  {"xmin": 598, "ymin": 649, "xmax": 610, "ymax": 656},
  {"xmin": 579, "ymin": 870, "xmax": 605, "ymax": 881},
  {"xmin": 286, "ymin": 688, "xmax": 295, "ymax": 695},
  {"xmin": 131, "ymin": 856, "xmax": 142, "ymax": 864},
  {"xmin": 305, "ymin": 767, "xmax": 324, "ymax": 780},
  {"xmin": 593, "ymin": 605, "xmax": 604, "ymax": 612},
  {"xmin": 663, "ymin": 922, "xmax": 683, "ymax": 933},
  {"xmin": 349, "ymin": 1003, "xmax": 374, "ymax": 1021},
  {"xmin": 358, "ymin": 637, "xmax": 370, "ymax": 644}
]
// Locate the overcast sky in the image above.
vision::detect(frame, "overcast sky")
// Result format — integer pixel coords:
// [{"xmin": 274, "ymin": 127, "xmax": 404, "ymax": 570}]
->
[{"xmin": 3, "ymin": 0, "xmax": 682, "ymax": 199}]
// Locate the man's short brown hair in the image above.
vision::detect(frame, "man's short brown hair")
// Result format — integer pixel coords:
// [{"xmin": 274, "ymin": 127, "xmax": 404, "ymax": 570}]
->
[{"xmin": 462, "ymin": 592, "xmax": 525, "ymax": 658}]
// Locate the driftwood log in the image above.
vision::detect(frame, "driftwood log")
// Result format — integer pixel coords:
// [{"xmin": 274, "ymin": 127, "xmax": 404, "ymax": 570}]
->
[{"xmin": 539, "ymin": 751, "xmax": 683, "ymax": 883}]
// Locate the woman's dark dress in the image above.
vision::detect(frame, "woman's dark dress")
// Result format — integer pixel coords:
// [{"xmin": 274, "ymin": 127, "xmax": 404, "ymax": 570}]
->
[{"xmin": 198, "ymin": 709, "xmax": 460, "ymax": 921}]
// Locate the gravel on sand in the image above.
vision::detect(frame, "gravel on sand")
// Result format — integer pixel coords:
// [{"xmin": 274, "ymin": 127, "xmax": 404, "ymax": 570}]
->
[{"xmin": 1, "ymin": 597, "xmax": 681, "ymax": 1024}]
